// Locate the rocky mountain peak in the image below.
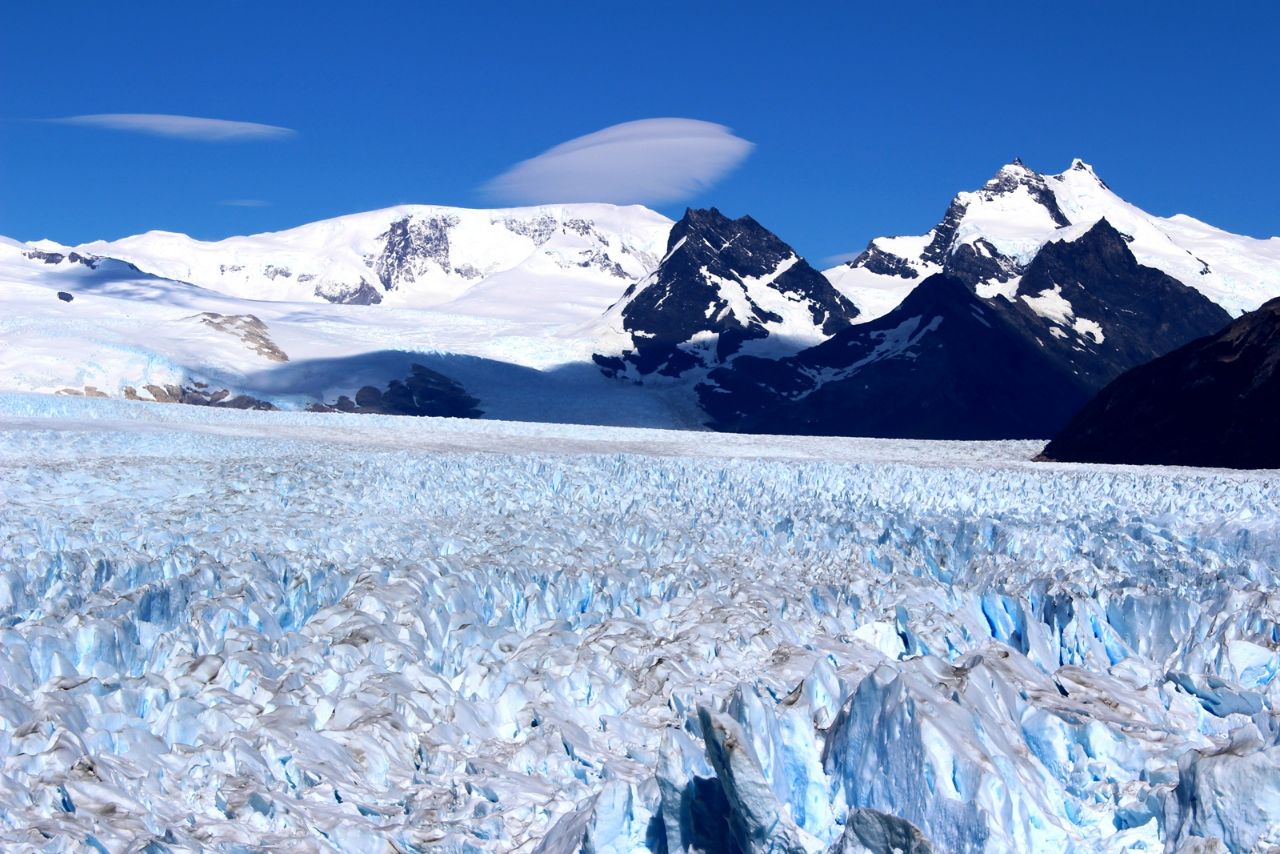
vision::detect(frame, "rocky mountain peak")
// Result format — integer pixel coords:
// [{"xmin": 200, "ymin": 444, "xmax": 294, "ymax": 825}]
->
[{"xmin": 596, "ymin": 208, "xmax": 858, "ymax": 378}]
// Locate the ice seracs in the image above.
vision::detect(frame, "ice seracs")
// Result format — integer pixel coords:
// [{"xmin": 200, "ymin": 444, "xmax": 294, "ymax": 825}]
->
[{"xmin": 1, "ymin": 394, "xmax": 1277, "ymax": 851}]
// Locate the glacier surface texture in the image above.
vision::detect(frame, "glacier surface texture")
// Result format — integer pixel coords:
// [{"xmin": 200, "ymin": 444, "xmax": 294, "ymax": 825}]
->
[{"xmin": 0, "ymin": 394, "xmax": 1278, "ymax": 853}]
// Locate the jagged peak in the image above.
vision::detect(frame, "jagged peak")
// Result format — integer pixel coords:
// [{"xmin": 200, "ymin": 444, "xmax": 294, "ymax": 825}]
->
[
  {"xmin": 973, "ymin": 160, "xmax": 1061, "ymax": 206},
  {"xmin": 999, "ymin": 157, "xmax": 1036, "ymax": 174},
  {"xmin": 675, "ymin": 206, "xmax": 759, "ymax": 233},
  {"xmin": 1044, "ymin": 216, "xmax": 1130, "ymax": 251},
  {"xmin": 1075, "ymin": 216, "xmax": 1124, "ymax": 242},
  {"xmin": 1015, "ymin": 216, "xmax": 1151, "ymax": 297},
  {"xmin": 664, "ymin": 207, "xmax": 783, "ymax": 265},
  {"xmin": 1056, "ymin": 157, "xmax": 1111, "ymax": 190},
  {"xmin": 989, "ymin": 159, "xmax": 1040, "ymax": 183}
]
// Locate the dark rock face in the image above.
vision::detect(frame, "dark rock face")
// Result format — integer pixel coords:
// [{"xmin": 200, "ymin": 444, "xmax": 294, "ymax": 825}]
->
[
  {"xmin": 371, "ymin": 215, "xmax": 458, "ymax": 292},
  {"xmin": 123, "ymin": 384, "xmax": 277, "ymax": 410},
  {"xmin": 309, "ymin": 364, "xmax": 482, "ymax": 419},
  {"xmin": 502, "ymin": 212, "xmax": 558, "ymax": 245},
  {"xmin": 316, "ymin": 279, "xmax": 383, "ymax": 305},
  {"xmin": 829, "ymin": 809, "xmax": 937, "ymax": 854},
  {"xmin": 702, "ymin": 274, "xmax": 1086, "ymax": 439},
  {"xmin": 943, "ymin": 237, "xmax": 1022, "ymax": 285},
  {"xmin": 1010, "ymin": 219, "xmax": 1232, "ymax": 389},
  {"xmin": 1041, "ymin": 297, "xmax": 1280, "ymax": 469},
  {"xmin": 701, "ymin": 220, "xmax": 1232, "ymax": 440},
  {"xmin": 599, "ymin": 207, "xmax": 859, "ymax": 378},
  {"xmin": 24, "ymin": 249, "xmax": 124, "ymax": 271},
  {"xmin": 920, "ymin": 197, "xmax": 968, "ymax": 269},
  {"xmin": 193, "ymin": 313, "xmax": 288, "ymax": 362},
  {"xmin": 982, "ymin": 159, "xmax": 1071, "ymax": 227},
  {"xmin": 847, "ymin": 243, "xmax": 919, "ymax": 279}
]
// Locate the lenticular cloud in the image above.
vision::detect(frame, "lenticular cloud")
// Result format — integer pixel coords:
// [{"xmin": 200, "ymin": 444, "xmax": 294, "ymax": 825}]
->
[
  {"xmin": 482, "ymin": 118, "xmax": 754, "ymax": 205},
  {"xmin": 51, "ymin": 113, "xmax": 296, "ymax": 141}
]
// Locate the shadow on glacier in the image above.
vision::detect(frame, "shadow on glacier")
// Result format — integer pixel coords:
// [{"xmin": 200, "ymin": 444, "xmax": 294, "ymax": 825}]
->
[
  {"xmin": 51, "ymin": 260, "xmax": 246, "ymax": 308},
  {"xmin": 235, "ymin": 349, "xmax": 693, "ymax": 428}
]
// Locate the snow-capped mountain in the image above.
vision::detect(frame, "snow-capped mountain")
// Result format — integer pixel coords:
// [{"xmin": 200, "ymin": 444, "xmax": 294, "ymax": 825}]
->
[
  {"xmin": 1043, "ymin": 294, "xmax": 1280, "ymax": 468},
  {"xmin": 594, "ymin": 207, "xmax": 858, "ymax": 378},
  {"xmin": 0, "ymin": 231, "xmax": 695, "ymax": 427},
  {"xmin": 825, "ymin": 159, "xmax": 1280, "ymax": 321},
  {"xmin": 78, "ymin": 203, "xmax": 672, "ymax": 318},
  {"xmin": 704, "ymin": 219, "xmax": 1233, "ymax": 439},
  {"xmin": 5, "ymin": 160, "xmax": 1279, "ymax": 439}
]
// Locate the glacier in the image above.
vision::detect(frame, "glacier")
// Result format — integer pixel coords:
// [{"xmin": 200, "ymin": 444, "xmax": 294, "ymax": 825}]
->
[{"xmin": 0, "ymin": 393, "xmax": 1278, "ymax": 852}]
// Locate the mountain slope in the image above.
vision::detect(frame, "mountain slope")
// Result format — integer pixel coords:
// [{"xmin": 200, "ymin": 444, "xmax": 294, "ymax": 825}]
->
[
  {"xmin": 825, "ymin": 159, "xmax": 1280, "ymax": 321},
  {"xmin": 1041, "ymin": 297, "xmax": 1280, "ymax": 469},
  {"xmin": 0, "ymin": 236, "xmax": 697, "ymax": 428},
  {"xmin": 703, "ymin": 220, "xmax": 1233, "ymax": 439},
  {"xmin": 1007, "ymin": 218, "xmax": 1234, "ymax": 386},
  {"xmin": 703, "ymin": 273, "xmax": 1083, "ymax": 439},
  {"xmin": 594, "ymin": 207, "xmax": 858, "ymax": 378},
  {"xmin": 78, "ymin": 203, "xmax": 672, "ymax": 320}
]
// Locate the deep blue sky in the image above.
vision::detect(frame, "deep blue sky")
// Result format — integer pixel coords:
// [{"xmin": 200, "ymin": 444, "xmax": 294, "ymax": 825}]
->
[{"xmin": 2, "ymin": 2, "xmax": 1277, "ymax": 263}]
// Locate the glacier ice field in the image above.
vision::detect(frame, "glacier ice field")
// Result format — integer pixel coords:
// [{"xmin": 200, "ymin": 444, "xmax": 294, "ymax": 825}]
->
[{"xmin": 1, "ymin": 394, "xmax": 1279, "ymax": 853}]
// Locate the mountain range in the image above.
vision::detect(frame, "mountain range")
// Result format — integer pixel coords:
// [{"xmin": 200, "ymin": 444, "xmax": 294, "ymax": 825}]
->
[
  {"xmin": 701, "ymin": 219, "xmax": 1231, "ymax": 439},
  {"xmin": 3, "ymin": 159, "xmax": 1278, "ymax": 446}
]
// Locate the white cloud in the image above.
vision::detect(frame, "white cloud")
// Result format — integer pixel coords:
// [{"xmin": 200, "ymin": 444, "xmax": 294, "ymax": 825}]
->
[
  {"xmin": 819, "ymin": 251, "xmax": 863, "ymax": 268},
  {"xmin": 482, "ymin": 118, "xmax": 753, "ymax": 205},
  {"xmin": 51, "ymin": 114, "xmax": 295, "ymax": 141},
  {"xmin": 219, "ymin": 199, "xmax": 271, "ymax": 207}
]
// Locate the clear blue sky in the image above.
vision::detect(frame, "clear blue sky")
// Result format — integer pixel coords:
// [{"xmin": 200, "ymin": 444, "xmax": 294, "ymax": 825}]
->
[{"xmin": 2, "ymin": 2, "xmax": 1277, "ymax": 263}]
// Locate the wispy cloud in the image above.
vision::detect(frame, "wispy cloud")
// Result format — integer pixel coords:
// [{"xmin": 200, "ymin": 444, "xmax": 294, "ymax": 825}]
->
[
  {"xmin": 219, "ymin": 199, "xmax": 271, "ymax": 207},
  {"xmin": 482, "ymin": 118, "xmax": 753, "ymax": 205},
  {"xmin": 819, "ymin": 251, "xmax": 863, "ymax": 268},
  {"xmin": 50, "ymin": 113, "xmax": 295, "ymax": 141}
]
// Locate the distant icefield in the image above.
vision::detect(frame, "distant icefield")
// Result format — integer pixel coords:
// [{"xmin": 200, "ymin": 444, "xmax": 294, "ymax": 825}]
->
[{"xmin": 2, "ymin": 394, "xmax": 1279, "ymax": 853}]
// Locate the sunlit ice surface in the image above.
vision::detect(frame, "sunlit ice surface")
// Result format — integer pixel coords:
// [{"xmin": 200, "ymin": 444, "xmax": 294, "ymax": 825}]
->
[{"xmin": 1, "ymin": 393, "xmax": 1278, "ymax": 852}]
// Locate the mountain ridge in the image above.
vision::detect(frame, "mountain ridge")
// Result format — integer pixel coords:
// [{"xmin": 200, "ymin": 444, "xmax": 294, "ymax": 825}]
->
[
  {"xmin": 1, "ymin": 158, "xmax": 1277, "ymax": 444},
  {"xmin": 824, "ymin": 159, "xmax": 1280, "ymax": 321},
  {"xmin": 702, "ymin": 219, "xmax": 1233, "ymax": 439},
  {"xmin": 76, "ymin": 202, "xmax": 673, "ymax": 318}
]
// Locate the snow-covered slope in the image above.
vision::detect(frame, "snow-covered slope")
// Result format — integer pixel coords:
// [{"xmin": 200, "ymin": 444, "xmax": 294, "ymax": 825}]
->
[
  {"xmin": 2, "ymin": 394, "xmax": 1278, "ymax": 851},
  {"xmin": 78, "ymin": 203, "xmax": 672, "ymax": 316},
  {"xmin": 0, "ymin": 238, "xmax": 695, "ymax": 426},
  {"xmin": 827, "ymin": 159, "xmax": 1280, "ymax": 320}
]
